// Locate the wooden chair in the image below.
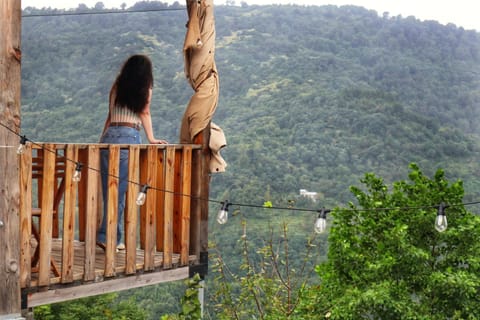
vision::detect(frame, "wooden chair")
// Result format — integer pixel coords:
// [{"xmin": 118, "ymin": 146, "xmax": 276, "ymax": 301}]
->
[{"xmin": 30, "ymin": 149, "xmax": 65, "ymax": 277}]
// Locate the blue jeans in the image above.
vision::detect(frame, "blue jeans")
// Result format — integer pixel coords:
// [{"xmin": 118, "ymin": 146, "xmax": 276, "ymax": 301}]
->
[{"xmin": 97, "ymin": 126, "xmax": 141, "ymax": 245}]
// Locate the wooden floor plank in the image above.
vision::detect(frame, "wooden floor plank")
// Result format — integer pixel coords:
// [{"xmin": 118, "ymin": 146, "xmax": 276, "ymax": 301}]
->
[{"xmin": 28, "ymin": 239, "xmax": 195, "ymax": 288}]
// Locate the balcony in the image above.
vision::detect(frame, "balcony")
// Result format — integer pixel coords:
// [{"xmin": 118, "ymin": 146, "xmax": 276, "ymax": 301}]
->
[{"xmin": 18, "ymin": 141, "xmax": 209, "ymax": 308}]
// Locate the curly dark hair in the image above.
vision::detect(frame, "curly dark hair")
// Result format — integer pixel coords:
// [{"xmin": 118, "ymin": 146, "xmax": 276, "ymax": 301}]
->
[{"xmin": 113, "ymin": 54, "xmax": 154, "ymax": 113}]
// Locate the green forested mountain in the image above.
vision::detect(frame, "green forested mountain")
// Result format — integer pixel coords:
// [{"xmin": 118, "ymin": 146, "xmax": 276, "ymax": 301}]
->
[
  {"xmin": 19, "ymin": 2, "xmax": 480, "ymax": 318},
  {"xmin": 21, "ymin": 3, "xmax": 480, "ymax": 214}
]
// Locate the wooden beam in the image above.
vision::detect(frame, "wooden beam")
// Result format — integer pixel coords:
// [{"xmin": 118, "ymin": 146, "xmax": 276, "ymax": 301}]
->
[
  {"xmin": 198, "ymin": 128, "xmax": 211, "ymax": 253},
  {"xmin": 189, "ymin": 145, "xmax": 203, "ymax": 259},
  {"xmin": 27, "ymin": 267, "xmax": 190, "ymax": 308},
  {"xmin": 0, "ymin": 0, "xmax": 22, "ymax": 316}
]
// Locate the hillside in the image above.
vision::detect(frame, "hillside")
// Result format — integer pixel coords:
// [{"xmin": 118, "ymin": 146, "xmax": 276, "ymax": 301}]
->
[{"xmin": 20, "ymin": 2, "xmax": 480, "ymax": 211}]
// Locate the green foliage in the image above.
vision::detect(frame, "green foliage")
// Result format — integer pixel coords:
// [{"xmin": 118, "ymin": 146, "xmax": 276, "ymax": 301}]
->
[
  {"xmin": 116, "ymin": 281, "xmax": 187, "ymax": 317},
  {"xmin": 32, "ymin": 281, "xmax": 190, "ymax": 320},
  {"xmin": 33, "ymin": 293, "xmax": 147, "ymax": 320},
  {"xmin": 161, "ymin": 274, "xmax": 203, "ymax": 320},
  {"xmin": 208, "ymin": 220, "xmax": 325, "ymax": 319},
  {"xmin": 299, "ymin": 164, "xmax": 480, "ymax": 319}
]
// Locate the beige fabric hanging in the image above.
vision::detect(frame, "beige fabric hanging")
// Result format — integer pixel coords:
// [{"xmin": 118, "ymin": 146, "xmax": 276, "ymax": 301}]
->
[
  {"xmin": 180, "ymin": 0, "xmax": 227, "ymax": 173},
  {"xmin": 209, "ymin": 122, "xmax": 227, "ymax": 172},
  {"xmin": 180, "ymin": 0, "xmax": 219, "ymax": 143}
]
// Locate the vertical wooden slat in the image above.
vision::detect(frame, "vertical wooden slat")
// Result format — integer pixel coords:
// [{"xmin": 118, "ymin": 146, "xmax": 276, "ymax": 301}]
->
[
  {"xmin": 61, "ymin": 145, "xmax": 77, "ymax": 283},
  {"xmin": 77, "ymin": 148, "xmax": 87, "ymax": 242},
  {"xmin": 189, "ymin": 148, "xmax": 202, "ymax": 259},
  {"xmin": 180, "ymin": 147, "xmax": 192, "ymax": 265},
  {"xmin": 84, "ymin": 145, "xmax": 99, "ymax": 281},
  {"xmin": 163, "ymin": 147, "xmax": 175, "ymax": 269},
  {"xmin": 51, "ymin": 153, "xmax": 64, "ymax": 239},
  {"xmin": 139, "ymin": 148, "xmax": 148, "ymax": 249},
  {"xmin": 125, "ymin": 145, "xmax": 139, "ymax": 274},
  {"xmin": 199, "ymin": 129, "xmax": 211, "ymax": 254},
  {"xmin": 38, "ymin": 144, "xmax": 56, "ymax": 286},
  {"xmin": 144, "ymin": 146, "xmax": 157, "ymax": 271},
  {"xmin": 155, "ymin": 149, "xmax": 166, "ymax": 251},
  {"xmin": 104, "ymin": 145, "xmax": 120, "ymax": 277},
  {"xmin": 173, "ymin": 150, "xmax": 182, "ymax": 253},
  {"xmin": 19, "ymin": 144, "xmax": 33, "ymax": 288}
]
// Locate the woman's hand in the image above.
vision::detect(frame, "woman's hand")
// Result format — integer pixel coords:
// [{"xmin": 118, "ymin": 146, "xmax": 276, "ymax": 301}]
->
[{"xmin": 150, "ymin": 138, "xmax": 168, "ymax": 144}]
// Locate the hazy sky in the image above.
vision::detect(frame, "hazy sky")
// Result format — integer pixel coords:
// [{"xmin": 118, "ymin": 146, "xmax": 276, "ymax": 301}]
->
[{"xmin": 22, "ymin": 0, "xmax": 480, "ymax": 31}]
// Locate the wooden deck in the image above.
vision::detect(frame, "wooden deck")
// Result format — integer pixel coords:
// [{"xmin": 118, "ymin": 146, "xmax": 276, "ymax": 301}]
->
[
  {"xmin": 18, "ymin": 142, "xmax": 210, "ymax": 308},
  {"xmin": 28, "ymin": 238, "xmax": 197, "ymax": 288}
]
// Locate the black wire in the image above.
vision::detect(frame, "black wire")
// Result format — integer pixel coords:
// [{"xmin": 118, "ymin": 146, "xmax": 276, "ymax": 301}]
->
[
  {"xmin": 22, "ymin": 7, "xmax": 185, "ymax": 18},
  {"xmin": 0, "ymin": 121, "xmax": 219, "ymax": 204},
  {"xmin": 229, "ymin": 201, "xmax": 319, "ymax": 213},
  {"xmin": 3, "ymin": 121, "xmax": 480, "ymax": 215}
]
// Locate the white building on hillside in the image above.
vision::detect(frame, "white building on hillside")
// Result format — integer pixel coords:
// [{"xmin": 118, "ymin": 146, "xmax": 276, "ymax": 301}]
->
[{"xmin": 299, "ymin": 189, "xmax": 318, "ymax": 202}]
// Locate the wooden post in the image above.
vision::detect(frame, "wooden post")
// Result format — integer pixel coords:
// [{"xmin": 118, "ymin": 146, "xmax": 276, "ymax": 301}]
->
[
  {"xmin": 197, "ymin": 128, "xmax": 210, "ymax": 254},
  {"xmin": 0, "ymin": 0, "xmax": 22, "ymax": 317}
]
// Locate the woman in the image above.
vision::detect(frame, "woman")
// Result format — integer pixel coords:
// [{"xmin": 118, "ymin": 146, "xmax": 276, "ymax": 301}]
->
[{"xmin": 97, "ymin": 54, "xmax": 167, "ymax": 251}]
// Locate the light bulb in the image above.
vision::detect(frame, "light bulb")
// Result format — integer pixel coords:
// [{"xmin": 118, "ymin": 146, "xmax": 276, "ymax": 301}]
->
[
  {"xmin": 314, "ymin": 217, "xmax": 327, "ymax": 234},
  {"xmin": 72, "ymin": 163, "xmax": 83, "ymax": 182},
  {"xmin": 435, "ymin": 214, "xmax": 447, "ymax": 232},
  {"xmin": 217, "ymin": 209, "xmax": 228, "ymax": 224},
  {"xmin": 17, "ymin": 135, "xmax": 27, "ymax": 155},
  {"xmin": 136, "ymin": 192, "xmax": 146, "ymax": 206},
  {"xmin": 136, "ymin": 185, "xmax": 149, "ymax": 206},
  {"xmin": 216, "ymin": 201, "xmax": 230, "ymax": 224},
  {"xmin": 435, "ymin": 203, "xmax": 448, "ymax": 232},
  {"xmin": 17, "ymin": 144, "xmax": 26, "ymax": 155},
  {"xmin": 314, "ymin": 208, "xmax": 330, "ymax": 234},
  {"xmin": 72, "ymin": 170, "xmax": 81, "ymax": 182}
]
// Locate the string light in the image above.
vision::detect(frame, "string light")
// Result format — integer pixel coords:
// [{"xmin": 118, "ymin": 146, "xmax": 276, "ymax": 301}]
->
[
  {"xmin": 1, "ymin": 122, "xmax": 477, "ymax": 234},
  {"xmin": 435, "ymin": 202, "xmax": 448, "ymax": 232},
  {"xmin": 136, "ymin": 184, "xmax": 149, "ymax": 206},
  {"xmin": 216, "ymin": 201, "xmax": 230, "ymax": 225},
  {"xmin": 72, "ymin": 162, "xmax": 83, "ymax": 182},
  {"xmin": 314, "ymin": 208, "xmax": 330, "ymax": 234},
  {"xmin": 17, "ymin": 135, "xmax": 27, "ymax": 155}
]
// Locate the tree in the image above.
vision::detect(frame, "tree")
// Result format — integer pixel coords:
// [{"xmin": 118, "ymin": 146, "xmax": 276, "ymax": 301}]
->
[
  {"xmin": 161, "ymin": 274, "xmax": 203, "ymax": 320},
  {"xmin": 94, "ymin": 2, "xmax": 105, "ymax": 10},
  {"xmin": 208, "ymin": 220, "xmax": 325, "ymax": 319},
  {"xmin": 76, "ymin": 4, "xmax": 88, "ymax": 11},
  {"xmin": 300, "ymin": 163, "xmax": 480, "ymax": 319},
  {"xmin": 33, "ymin": 293, "xmax": 147, "ymax": 320}
]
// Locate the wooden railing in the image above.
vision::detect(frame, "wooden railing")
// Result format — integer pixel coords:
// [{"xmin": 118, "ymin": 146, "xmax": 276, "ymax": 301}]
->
[{"xmin": 18, "ymin": 142, "xmax": 207, "ymax": 292}]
